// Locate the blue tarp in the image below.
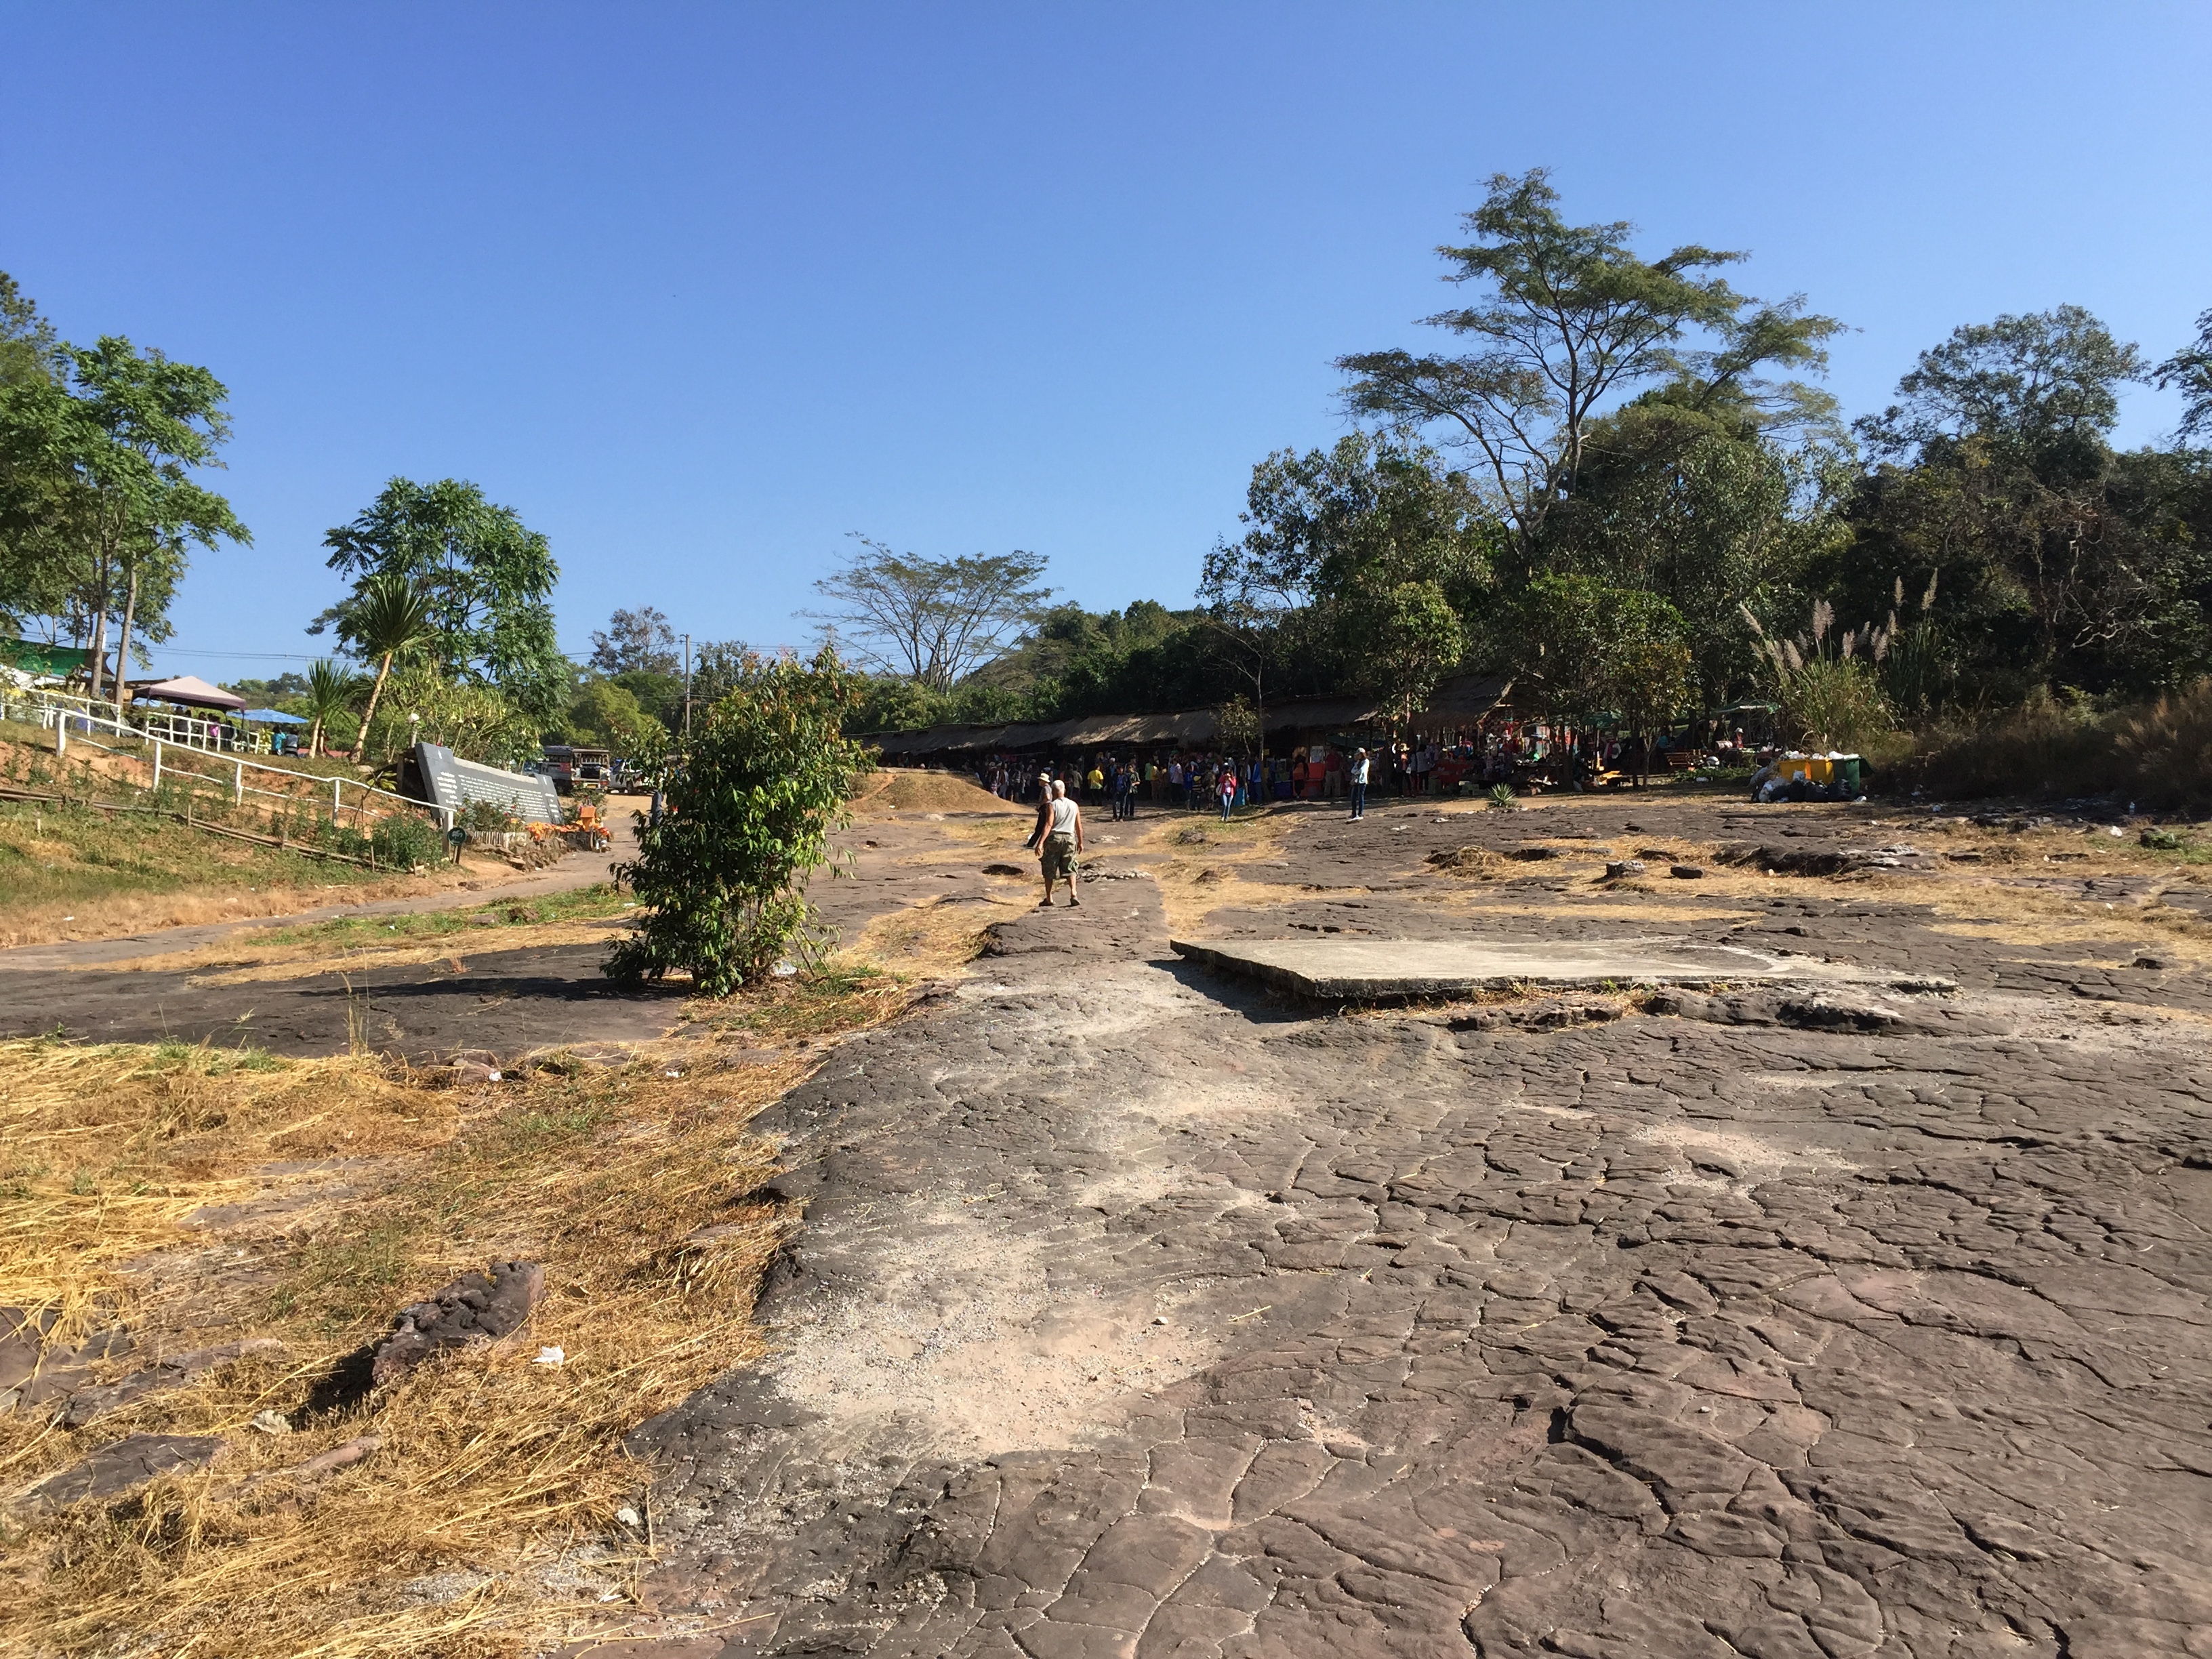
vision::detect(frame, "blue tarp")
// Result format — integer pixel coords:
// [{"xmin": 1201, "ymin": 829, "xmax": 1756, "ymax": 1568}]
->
[{"xmin": 239, "ymin": 708, "xmax": 307, "ymax": 724}]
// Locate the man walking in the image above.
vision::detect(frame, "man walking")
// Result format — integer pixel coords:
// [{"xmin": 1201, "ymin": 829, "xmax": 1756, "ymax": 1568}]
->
[
  {"xmin": 1038, "ymin": 779, "xmax": 1084, "ymax": 907},
  {"xmin": 1349, "ymin": 746, "xmax": 1370, "ymax": 820},
  {"xmin": 1024, "ymin": 771, "xmax": 1054, "ymax": 855}
]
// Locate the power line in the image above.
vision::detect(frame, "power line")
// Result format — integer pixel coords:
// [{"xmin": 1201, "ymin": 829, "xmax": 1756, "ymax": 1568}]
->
[{"xmin": 133, "ymin": 644, "xmax": 605, "ymax": 661}]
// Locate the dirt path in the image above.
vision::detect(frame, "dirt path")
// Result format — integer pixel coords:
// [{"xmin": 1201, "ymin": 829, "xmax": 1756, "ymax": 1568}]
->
[
  {"xmin": 0, "ymin": 814, "xmax": 640, "ymax": 975},
  {"xmin": 592, "ymin": 794, "xmax": 2212, "ymax": 1658},
  {"xmin": 0, "ymin": 811, "xmax": 1041, "ymax": 1061}
]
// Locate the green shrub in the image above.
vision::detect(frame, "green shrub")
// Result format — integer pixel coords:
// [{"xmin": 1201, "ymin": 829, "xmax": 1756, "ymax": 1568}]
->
[
  {"xmin": 606, "ymin": 649, "xmax": 869, "ymax": 997},
  {"xmin": 460, "ymin": 798, "xmax": 520, "ymax": 833},
  {"xmin": 370, "ymin": 813, "xmax": 445, "ymax": 869}
]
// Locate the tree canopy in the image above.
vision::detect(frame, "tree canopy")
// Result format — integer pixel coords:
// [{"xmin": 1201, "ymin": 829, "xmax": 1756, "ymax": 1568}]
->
[
  {"xmin": 0, "ymin": 321, "xmax": 249, "ymax": 695},
  {"xmin": 1336, "ymin": 169, "xmax": 1841, "ymax": 563},
  {"xmin": 808, "ymin": 535, "xmax": 1052, "ymax": 689},
  {"xmin": 315, "ymin": 476, "xmax": 565, "ymax": 726}
]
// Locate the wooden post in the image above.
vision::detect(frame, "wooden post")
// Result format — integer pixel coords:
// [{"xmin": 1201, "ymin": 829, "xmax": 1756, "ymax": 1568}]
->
[
  {"xmin": 152, "ymin": 739, "xmax": 162, "ymax": 791},
  {"xmin": 55, "ymin": 716, "xmax": 65, "ymax": 756},
  {"xmin": 234, "ymin": 758, "xmax": 243, "ymax": 805},
  {"xmin": 333, "ymin": 777, "xmax": 343, "ymax": 817}
]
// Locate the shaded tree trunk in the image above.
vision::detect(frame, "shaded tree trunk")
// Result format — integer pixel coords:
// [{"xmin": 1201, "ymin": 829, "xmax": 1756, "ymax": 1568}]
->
[
  {"xmin": 115, "ymin": 562, "xmax": 140, "ymax": 710},
  {"xmin": 352, "ymin": 651, "xmax": 394, "ymax": 758}
]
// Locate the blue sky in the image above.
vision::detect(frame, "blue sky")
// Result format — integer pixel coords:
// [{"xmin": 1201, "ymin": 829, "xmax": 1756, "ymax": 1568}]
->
[{"xmin": 4, "ymin": 1, "xmax": 2208, "ymax": 680}]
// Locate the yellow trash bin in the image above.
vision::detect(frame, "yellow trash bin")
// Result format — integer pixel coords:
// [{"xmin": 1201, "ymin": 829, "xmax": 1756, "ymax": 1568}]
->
[{"xmin": 1782, "ymin": 754, "xmax": 1835, "ymax": 786}]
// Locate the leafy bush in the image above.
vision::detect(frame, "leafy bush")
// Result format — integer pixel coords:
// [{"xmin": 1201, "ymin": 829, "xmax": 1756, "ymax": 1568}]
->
[
  {"xmin": 605, "ymin": 649, "xmax": 869, "ymax": 997},
  {"xmin": 370, "ymin": 813, "xmax": 446, "ymax": 869},
  {"xmin": 459, "ymin": 798, "xmax": 519, "ymax": 833},
  {"xmin": 1742, "ymin": 599, "xmax": 1896, "ymax": 752}
]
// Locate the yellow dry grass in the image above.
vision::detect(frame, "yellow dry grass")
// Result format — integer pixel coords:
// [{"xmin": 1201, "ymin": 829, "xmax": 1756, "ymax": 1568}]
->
[
  {"xmin": 840, "ymin": 894, "xmax": 1015, "ymax": 979},
  {"xmin": 1132, "ymin": 812, "xmax": 1305, "ymax": 934},
  {"xmin": 0, "ymin": 961, "xmax": 918, "ymax": 1658}
]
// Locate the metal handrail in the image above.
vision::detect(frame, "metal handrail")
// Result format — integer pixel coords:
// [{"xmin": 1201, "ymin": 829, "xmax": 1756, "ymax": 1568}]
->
[{"xmin": 0, "ymin": 689, "xmax": 450, "ymax": 827}]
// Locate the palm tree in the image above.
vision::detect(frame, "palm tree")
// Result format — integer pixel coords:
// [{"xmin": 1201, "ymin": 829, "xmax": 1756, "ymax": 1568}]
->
[
  {"xmin": 301, "ymin": 658, "xmax": 364, "ymax": 758},
  {"xmin": 348, "ymin": 574, "xmax": 436, "ymax": 757}
]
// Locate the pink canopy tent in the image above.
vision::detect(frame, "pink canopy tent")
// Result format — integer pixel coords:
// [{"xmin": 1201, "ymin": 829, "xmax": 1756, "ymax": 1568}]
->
[{"xmin": 129, "ymin": 674, "xmax": 249, "ymax": 712}]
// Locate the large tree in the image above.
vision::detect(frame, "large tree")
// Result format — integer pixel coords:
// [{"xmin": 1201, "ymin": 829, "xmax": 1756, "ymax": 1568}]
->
[
  {"xmin": 1538, "ymin": 396, "xmax": 1845, "ymax": 708},
  {"xmin": 1839, "ymin": 306, "xmax": 2208, "ymax": 699},
  {"xmin": 2154, "ymin": 308, "xmax": 2212, "ymax": 443},
  {"xmin": 1511, "ymin": 573, "xmax": 1692, "ymax": 731},
  {"xmin": 1336, "ymin": 169, "xmax": 1841, "ymax": 565},
  {"xmin": 1200, "ymin": 435, "xmax": 1497, "ymax": 733},
  {"xmin": 590, "ymin": 605, "xmax": 679, "ymax": 675},
  {"xmin": 807, "ymin": 534, "xmax": 1052, "ymax": 690},
  {"xmin": 316, "ymin": 477, "xmax": 566, "ymax": 726},
  {"xmin": 0, "ymin": 329, "xmax": 247, "ymax": 697},
  {"xmin": 0, "ymin": 272, "xmax": 65, "ymax": 390}
]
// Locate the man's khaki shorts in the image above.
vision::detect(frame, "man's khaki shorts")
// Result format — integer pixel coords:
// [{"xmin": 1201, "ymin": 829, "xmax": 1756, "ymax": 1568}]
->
[{"xmin": 1041, "ymin": 833, "xmax": 1077, "ymax": 880}]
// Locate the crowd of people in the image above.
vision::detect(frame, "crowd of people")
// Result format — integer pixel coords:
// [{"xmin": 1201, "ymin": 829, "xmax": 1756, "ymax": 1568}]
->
[
  {"xmin": 994, "ymin": 721, "xmax": 1780, "ymax": 908},
  {"xmin": 971, "ymin": 723, "xmax": 1758, "ymax": 813}
]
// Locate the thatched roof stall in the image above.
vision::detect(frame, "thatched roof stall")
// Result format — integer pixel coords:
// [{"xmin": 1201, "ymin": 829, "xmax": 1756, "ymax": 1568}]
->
[{"xmin": 861, "ymin": 674, "xmax": 1519, "ymax": 762}]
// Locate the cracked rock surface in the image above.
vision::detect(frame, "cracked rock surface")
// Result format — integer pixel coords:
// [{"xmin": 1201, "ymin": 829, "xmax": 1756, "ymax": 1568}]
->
[{"xmin": 611, "ymin": 801, "xmax": 2212, "ymax": 1658}]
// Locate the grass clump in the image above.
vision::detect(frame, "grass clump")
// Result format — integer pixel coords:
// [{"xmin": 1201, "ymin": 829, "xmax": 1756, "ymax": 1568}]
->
[
  {"xmin": 1885, "ymin": 678, "xmax": 2212, "ymax": 808},
  {"xmin": 1426, "ymin": 845, "xmax": 1504, "ymax": 878}
]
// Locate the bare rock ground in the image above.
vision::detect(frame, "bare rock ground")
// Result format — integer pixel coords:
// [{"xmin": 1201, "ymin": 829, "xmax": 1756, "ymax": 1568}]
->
[{"xmin": 599, "ymin": 798, "xmax": 2212, "ymax": 1658}]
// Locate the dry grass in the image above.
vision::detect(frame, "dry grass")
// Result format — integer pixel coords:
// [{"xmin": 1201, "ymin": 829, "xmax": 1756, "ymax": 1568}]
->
[
  {"xmin": 171, "ymin": 922, "xmax": 626, "ymax": 987},
  {"xmin": 87, "ymin": 888, "xmax": 638, "ymax": 979},
  {"xmin": 1886, "ymin": 678, "xmax": 2212, "ymax": 808},
  {"xmin": 0, "ymin": 959, "xmax": 917, "ymax": 1657},
  {"xmin": 841, "ymin": 895, "xmax": 1012, "ymax": 979},
  {"xmin": 1425, "ymin": 846, "xmax": 1504, "ymax": 878},
  {"xmin": 1134, "ymin": 812, "xmax": 1306, "ymax": 933}
]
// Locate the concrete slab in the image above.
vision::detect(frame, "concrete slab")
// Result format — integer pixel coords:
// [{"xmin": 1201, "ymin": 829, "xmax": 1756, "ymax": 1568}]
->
[{"xmin": 1168, "ymin": 935, "xmax": 1952, "ymax": 1000}]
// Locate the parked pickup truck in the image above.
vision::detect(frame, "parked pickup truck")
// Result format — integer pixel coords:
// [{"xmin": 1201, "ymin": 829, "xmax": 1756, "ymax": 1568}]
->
[{"xmin": 537, "ymin": 744, "xmax": 612, "ymax": 794}]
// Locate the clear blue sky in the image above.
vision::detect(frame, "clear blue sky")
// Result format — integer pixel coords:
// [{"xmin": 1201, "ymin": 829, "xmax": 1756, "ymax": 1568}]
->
[{"xmin": 4, "ymin": 1, "xmax": 2207, "ymax": 680}]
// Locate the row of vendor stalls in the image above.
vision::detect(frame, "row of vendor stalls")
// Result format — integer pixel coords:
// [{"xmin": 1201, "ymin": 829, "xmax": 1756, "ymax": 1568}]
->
[{"xmin": 865, "ymin": 673, "xmax": 1517, "ymax": 768}]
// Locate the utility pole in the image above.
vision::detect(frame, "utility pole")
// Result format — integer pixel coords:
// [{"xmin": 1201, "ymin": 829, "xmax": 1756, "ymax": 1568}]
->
[{"xmin": 682, "ymin": 633, "xmax": 693, "ymax": 737}]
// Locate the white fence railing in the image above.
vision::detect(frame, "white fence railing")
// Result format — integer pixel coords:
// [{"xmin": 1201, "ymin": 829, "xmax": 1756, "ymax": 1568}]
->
[{"xmin": 0, "ymin": 688, "xmax": 451, "ymax": 830}]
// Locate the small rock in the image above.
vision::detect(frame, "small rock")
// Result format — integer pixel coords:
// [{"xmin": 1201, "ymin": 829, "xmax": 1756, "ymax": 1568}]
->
[
  {"xmin": 2135, "ymin": 955, "xmax": 2169, "ymax": 970},
  {"xmin": 371, "ymin": 1262, "xmax": 545, "ymax": 1386},
  {"xmin": 616, "ymin": 1505, "xmax": 642, "ymax": 1528},
  {"xmin": 1603, "ymin": 859, "xmax": 1646, "ymax": 880},
  {"xmin": 1669, "ymin": 865, "xmax": 1705, "ymax": 879}
]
